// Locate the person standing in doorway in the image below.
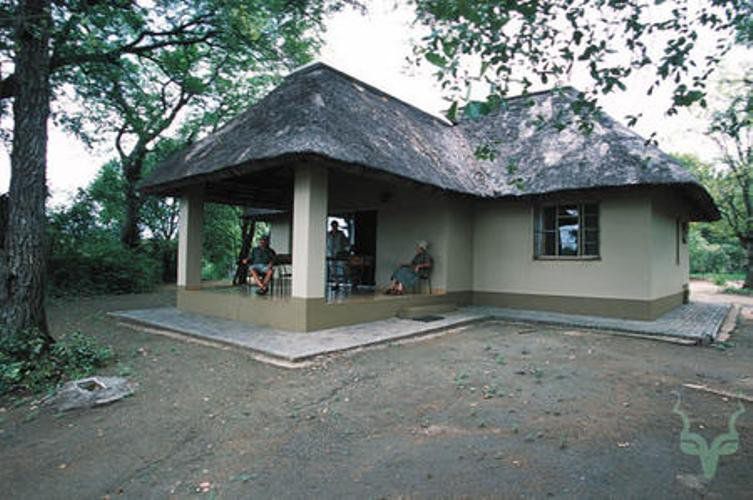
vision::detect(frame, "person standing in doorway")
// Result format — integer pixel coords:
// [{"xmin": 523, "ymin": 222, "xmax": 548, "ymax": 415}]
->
[{"xmin": 327, "ymin": 220, "xmax": 350, "ymax": 288}]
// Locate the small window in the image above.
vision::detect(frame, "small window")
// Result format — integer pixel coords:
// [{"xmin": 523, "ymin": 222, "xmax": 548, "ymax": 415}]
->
[{"xmin": 534, "ymin": 203, "xmax": 599, "ymax": 258}]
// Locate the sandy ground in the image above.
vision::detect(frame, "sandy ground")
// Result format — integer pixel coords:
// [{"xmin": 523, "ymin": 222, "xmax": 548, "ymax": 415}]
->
[
  {"xmin": 691, "ymin": 279, "xmax": 753, "ymax": 306},
  {"xmin": 1, "ymin": 284, "xmax": 752, "ymax": 499}
]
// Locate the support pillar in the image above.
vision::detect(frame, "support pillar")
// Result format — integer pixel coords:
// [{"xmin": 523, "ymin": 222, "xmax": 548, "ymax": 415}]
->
[
  {"xmin": 177, "ymin": 186, "xmax": 204, "ymax": 290},
  {"xmin": 292, "ymin": 165, "xmax": 328, "ymax": 299}
]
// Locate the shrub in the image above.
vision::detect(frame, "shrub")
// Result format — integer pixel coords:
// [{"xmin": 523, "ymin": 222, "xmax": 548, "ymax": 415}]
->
[
  {"xmin": 0, "ymin": 329, "xmax": 113, "ymax": 396},
  {"xmin": 712, "ymin": 274, "xmax": 728, "ymax": 287},
  {"xmin": 49, "ymin": 241, "xmax": 161, "ymax": 296}
]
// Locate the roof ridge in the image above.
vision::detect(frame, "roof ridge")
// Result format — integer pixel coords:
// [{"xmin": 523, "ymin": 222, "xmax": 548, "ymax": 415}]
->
[{"xmin": 287, "ymin": 61, "xmax": 454, "ymax": 127}]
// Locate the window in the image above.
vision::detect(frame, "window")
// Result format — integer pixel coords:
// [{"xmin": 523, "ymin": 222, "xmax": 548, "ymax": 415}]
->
[{"xmin": 534, "ymin": 203, "xmax": 599, "ymax": 258}]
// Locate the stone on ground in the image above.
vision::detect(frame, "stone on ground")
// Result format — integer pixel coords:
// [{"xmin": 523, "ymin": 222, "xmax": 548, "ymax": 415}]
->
[{"xmin": 44, "ymin": 376, "xmax": 136, "ymax": 412}]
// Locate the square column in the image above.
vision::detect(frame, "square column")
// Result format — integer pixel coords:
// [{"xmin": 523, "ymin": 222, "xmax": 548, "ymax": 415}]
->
[
  {"xmin": 177, "ymin": 186, "xmax": 204, "ymax": 290},
  {"xmin": 292, "ymin": 165, "xmax": 328, "ymax": 298}
]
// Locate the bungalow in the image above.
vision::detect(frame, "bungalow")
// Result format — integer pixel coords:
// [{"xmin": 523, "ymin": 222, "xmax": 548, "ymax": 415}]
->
[{"xmin": 140, "ymin": 62, "xmax": 719, "ymax": 332}]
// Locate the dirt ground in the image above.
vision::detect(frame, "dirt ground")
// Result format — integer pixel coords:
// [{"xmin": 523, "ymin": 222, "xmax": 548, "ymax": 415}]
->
[{"xmin": 2, "ymin": 285, "xmax": 753, "ymax": 499}]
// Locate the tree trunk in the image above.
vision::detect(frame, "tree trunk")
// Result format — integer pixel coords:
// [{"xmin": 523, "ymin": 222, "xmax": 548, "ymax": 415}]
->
[
  {"xmin": 744, "ymin": 238, "xmax": 753, "ymax": 289},
  {"xmin": 0, "ymin": 195, "xmax": 8, "ymax": 306},
  {"xmin": 1, "ymin": 0, "xmax": 53, "ymax": 341},
  {"xmin": 232, "ymin": 220, "xmax": 255, "ymax": 285},
  {"xmin": 121, "ymin": 163, "xmax": 142, "ymax": 248}
]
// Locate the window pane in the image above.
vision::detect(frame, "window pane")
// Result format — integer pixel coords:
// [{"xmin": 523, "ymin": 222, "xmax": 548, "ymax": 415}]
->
[
  {"xmin": 584, "ymin": 204, "xmax": 598, "ymax": 230},
  {"xmin": 558, "ymin": 205, "xmax": 579, "ymax": 218},
  {"xmin": 543, "ymin": 230, "xmax": 556, "ymax": 255},
  {"xmin": 558, "ymin": 222, "xmax": 579, "ymax": 255},
  {"xmin": 584, "ymin": 229, "xmax": 599, "ymax": 256},
  {"xmin": 543, "ymin": 206, "xmax": 555, "ymax": 230},
  {"xmin": 584, "ymin": 204, "xmax": 598, "ymax": 216}
]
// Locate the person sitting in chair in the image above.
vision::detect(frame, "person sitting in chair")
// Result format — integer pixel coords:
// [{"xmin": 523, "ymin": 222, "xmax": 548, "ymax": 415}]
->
[
  {"xmin": 385, "ymin": 240, "xmax": 433, "ymax": 295},
  {"xmin": 242, "ymin": 235, "xmax": 276, "ymax": 295}
]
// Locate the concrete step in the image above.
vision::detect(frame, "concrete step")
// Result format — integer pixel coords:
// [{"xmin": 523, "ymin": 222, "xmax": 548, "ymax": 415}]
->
[{"xmin": 397, "ymin": 302, "xmax": 458, "ymax": 319}]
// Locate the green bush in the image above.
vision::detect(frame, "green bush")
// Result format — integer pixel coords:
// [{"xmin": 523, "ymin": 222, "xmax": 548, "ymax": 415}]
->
[
  {"xmin": 712, "ymin": 274, "xmax": 728, "ymax": 286},
  {"xmin": 0, "ymin": 329, "xmax": 113, "ymax": 395},
  {"xmin": 49, "ymin": 242, "xmax": 161, "ymax": 296}
]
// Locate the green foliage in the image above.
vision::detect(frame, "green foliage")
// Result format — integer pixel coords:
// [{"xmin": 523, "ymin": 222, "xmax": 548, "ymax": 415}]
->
[
  {"xmin": 675, "ymin": 154, "xmax": 747, "ymax": 276},
  {"xmin": 54, "ymin": 0, "xmax": 332, "ymax": 182},
  {"xmin": 47, "ymin": 189, "xmax": 163, "ymax": 295},
  {"xmin": 0, "ymin": 329, "xmax": 113, "ymax": 395},
  {"xmin": 687, "ymin": 226, "xmax": 744, "ymax": 275},
  {"xmin": 723, "ymin": 286, "xmax": 753, "ymax": 296},
  {"xmin": 87, "ymin": 151, "xmax": 181, "ymax": 242},
  {"xmin": 201, "ymin": 203, "xmax": 243, "ymax": 281},
  {"xmin": 48, "ymin": 241, "xmax": 161, "ymax": 296},
  {"xmin": 411, "ymin": 0, "xmax": 749, "ymax": 125}
]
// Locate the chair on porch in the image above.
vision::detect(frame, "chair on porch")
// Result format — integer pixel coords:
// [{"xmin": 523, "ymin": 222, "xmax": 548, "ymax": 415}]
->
[
  {"xmin": 271, "ymin": 254, "xmax": 292, "ymax": 297},
  {"xmin": 414, "ymin": 270, "xmax": 432, "ymax": 295}
]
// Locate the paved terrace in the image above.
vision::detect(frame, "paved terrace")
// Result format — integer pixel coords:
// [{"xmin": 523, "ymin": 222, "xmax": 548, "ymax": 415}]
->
[{"xmin": 111, "ymin": 301, "xmax": 732, "ymax": 365}]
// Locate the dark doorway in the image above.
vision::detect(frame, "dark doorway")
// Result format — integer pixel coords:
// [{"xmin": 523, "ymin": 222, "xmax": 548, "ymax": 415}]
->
[{"xmin": 353, "ymin": 211, "xmax": 377, "ymax": 285}]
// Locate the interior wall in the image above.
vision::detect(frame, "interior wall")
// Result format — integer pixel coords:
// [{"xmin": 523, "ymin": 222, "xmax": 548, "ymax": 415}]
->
[
  {"xmin": 374, "ymin": 189, "xmax": 453, "ymax": 291},
  {"xmin": 472, "ymin": 192, "xmax": 654, "ymax": 300},
  {"xmin": 329, "ymin": 170, "xmax": 474, "ymax": 293},
  {"xmin": 270, "ymin": 216, "xmax": 292, "ymax": 254}
]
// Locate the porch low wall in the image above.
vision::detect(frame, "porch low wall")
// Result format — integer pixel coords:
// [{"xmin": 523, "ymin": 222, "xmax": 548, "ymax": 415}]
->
[
  {"xmin": 177, "ymin": 288, "xmax": 472, "ymax": 332},
  {"xmin": 472, "ymin": 290, "xmax": 683, "ymax": 321}
]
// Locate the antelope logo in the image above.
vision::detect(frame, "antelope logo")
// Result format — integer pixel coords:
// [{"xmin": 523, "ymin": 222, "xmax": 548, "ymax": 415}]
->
[{"xmin": 672, "ymin": 392, "xmax": 746, "ymax": 480}]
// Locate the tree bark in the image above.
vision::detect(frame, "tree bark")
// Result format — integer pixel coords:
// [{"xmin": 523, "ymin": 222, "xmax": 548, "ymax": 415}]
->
[
  {"xmin": 120, "ymin": 161, "xmax": 143, "ymax": 248},
  {"xmin": 232, "ymin": 220, "xmax": 255, "ymax": 285},
  {"xmin": 1, "ymin": 0, "xmax": 53, "ymax": 341},
  {"xmin": 744, "ymin": 238, "xmax": 753, "ymax": 289}
]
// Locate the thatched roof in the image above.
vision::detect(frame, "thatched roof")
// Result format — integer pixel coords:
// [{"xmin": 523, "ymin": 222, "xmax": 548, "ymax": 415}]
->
[{"xmin": 141, "ymin": 62, "xmax": 719, "ymax": 221}]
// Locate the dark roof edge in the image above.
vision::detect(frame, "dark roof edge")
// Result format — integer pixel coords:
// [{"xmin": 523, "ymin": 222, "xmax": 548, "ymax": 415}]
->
[
  {"xmin": 493, "ymin": 181, "xmax": 720, "ymax": 222},
  {"xmin": 140, "ymin": 152, "xmax": 719, "ymax": 222}
]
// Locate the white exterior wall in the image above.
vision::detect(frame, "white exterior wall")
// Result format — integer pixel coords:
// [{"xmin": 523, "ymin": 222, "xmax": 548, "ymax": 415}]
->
[
  {"xmin": 330, "ymin": 170, "xmax": 690, "ymax": 303},
  {"xmin": 472, "ymin": 194, "xmax": 654, "ymax": 300},
  {"xmin": 292, "ymin": 165, "xmax": 328, "ymax": 298},
  {"xmin": 177, "ymin": 187, "xmax": 204, "ymax": 289},
  {"xmin": 649, "ymin": 191, "xmax": 689, "ymax": 299}
]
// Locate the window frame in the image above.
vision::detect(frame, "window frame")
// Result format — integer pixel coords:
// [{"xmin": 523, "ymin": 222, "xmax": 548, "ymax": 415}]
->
[{"xmin": 533, "ymin": 202, "xmax": 601, "ymax": 260}]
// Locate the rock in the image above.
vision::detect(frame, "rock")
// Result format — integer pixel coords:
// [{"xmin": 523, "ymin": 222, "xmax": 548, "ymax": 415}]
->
[
  {"xmin": 44, "ymin": 377, "xmax": 136, "ymax": 412},
  {"xmin": 676, "ymin": 473, "xmax": 707, "ymax": 493}
]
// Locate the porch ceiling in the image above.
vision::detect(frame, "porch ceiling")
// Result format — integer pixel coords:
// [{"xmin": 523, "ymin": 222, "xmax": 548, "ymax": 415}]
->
[{"xmin": 145, "ymin": 153, "xmax": 459, "ymax": 211}]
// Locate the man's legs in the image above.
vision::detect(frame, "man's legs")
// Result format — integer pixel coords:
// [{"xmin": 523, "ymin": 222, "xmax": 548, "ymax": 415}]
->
[
  {"xmin": 249, "ymin": 267, "xmax": 264, "ymax": 288},
  {"xmin": 261, "ymin": 266, "xmax": 273, "ymax": 289}
]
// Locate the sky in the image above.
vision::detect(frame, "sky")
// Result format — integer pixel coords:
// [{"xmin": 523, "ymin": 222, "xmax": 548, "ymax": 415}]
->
[{"xmin": 0, "ymin": 0, "xmax": 751, "ymax": 205}]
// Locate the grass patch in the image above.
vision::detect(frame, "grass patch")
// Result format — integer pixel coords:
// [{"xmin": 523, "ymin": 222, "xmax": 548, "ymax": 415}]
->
[
  {"xmin": 691, "ymin": 273, "xmax": 745, "ymax": 286},
  {"xmin": 722, "ymin": 286, "xmax": 753, "ymax": 296}
]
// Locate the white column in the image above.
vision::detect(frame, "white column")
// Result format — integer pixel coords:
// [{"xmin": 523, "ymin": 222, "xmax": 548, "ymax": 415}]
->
[
  {"xmin": 292, "ymin": 165, "xmax": 328, "ymax": 298},
  {"xmin": 177, "ymin": 186, "xmax": 204, "ymax": 290}
]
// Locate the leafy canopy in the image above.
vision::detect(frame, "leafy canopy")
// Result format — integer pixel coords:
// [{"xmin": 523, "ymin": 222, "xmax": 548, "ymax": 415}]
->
[{"xmin": 411, "ymin": 0, "xmax": 751, "ymax": 126}]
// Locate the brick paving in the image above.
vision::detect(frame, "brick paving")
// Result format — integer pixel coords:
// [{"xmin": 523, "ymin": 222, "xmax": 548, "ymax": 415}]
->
[
  {"xmin": 112, "ymin": 301, "xmax": 730, "ymax": 365},
  {"xmin": 467, "ymin": 301, "xmax": 731, "ymax": 341}
]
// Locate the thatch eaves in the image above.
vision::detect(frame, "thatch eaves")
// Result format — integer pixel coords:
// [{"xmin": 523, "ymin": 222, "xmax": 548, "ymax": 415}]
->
[
  {"xmin": 140, "ymin": 62, "xmax": 719, "ymax": 221},
  {"xmin": 459, "ymin": 88, "xmax": 719, "ymax": 220}
]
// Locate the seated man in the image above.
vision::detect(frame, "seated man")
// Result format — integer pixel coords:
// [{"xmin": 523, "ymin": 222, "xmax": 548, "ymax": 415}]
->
[
  {"xmin": 385, "ymin": 240, "xmax": 433, "ymax": 295},
  {"xmin": 242, "ymin": 235, "xmax": 276, "ymax": 295}
]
